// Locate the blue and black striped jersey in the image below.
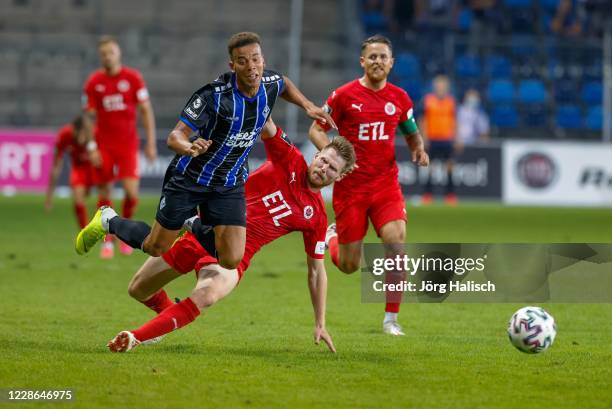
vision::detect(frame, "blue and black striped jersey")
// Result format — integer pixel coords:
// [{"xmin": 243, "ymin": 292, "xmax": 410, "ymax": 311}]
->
[{"xmin": 176, "ymin": 70, "xmax": 284, "ymax": 187}]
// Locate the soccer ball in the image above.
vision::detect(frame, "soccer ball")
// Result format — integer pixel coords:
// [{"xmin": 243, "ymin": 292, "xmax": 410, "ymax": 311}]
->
[{"xmin": 507, "ymin": 306, "xmax": 557, "ymax": 354}]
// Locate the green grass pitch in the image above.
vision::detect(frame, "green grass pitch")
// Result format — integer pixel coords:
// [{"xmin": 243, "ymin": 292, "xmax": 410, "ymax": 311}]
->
[{"xmin": 0, "ymin": 195, "xmax": 611, "ymax": 408}]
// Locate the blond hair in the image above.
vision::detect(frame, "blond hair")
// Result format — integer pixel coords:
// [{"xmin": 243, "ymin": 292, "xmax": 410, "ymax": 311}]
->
[{"xmin": 324, "ymin": 136, "xmax": 356, "ymax": 175}]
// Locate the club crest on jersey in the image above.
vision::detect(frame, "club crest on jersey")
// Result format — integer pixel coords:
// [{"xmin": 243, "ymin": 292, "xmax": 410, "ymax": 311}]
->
[
  {"xmin": 185, "ymin": 96, "xmax": 206, "ymax": 120},
  {"xmin": 118, "ymin": 79, "xmax": 130, "ymax": 92},
  {"xmin": 95, "ymin": 84, "xmax": 105, "ymax": 93},
  {"xmin": 303, "ymin": 205, "xmax": 314, "ymax": 219},
  {"xmin": 385, "ymin": 102, "xmax": 396, "ymax": 115}
]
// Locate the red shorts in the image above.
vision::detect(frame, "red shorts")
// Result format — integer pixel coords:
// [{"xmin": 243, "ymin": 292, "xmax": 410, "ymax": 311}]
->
[
  {"xmin": 94, "ymin": 146, "xmax": 139, "ymax": 184},
  {"xmin": 161, "ymin": 232, "xmax": 245, "ymax": 281},
  {"xmin": 70, "ymin": 164, "xmax": 97, "ymax": 188},
  {"xmin": 333, "ymin": 181, "xmax": 406, "ymax": 244}
]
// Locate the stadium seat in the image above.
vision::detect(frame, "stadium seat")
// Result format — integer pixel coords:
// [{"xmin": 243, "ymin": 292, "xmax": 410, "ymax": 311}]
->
[
  {"xmin": 399, "ymin": 79, "xmax": 423, "ymax": 102},
  {"xmin": 553, "ymin": 79, "xmax": 578, "ymax": 104},
  {"xmin": 555, "ymin": 105, "xmax": 582, "ymax": 129},
  {"xmin": 485, "ymin": 55, "xmax": 512, "ymax": 79},
  {"xmin": 585, "ymin": 106, "xmax": 603, "ymax": 131},
  {"xmin": 491, "ymin": 104, "xmax": 519, "ymax": 128},
  {"xmin": 540, "ymin": 0, "xmax": 559, "ymax": 11},
  {"xmin": 455, "ymin": 54, "xmax": 481, "ymax": 78},
  {"xmin": 394, "ymin": 52, "xmax": 420, "ymax": 79},
  {"xmin": 487, "ymin": 80, "xmax": 515, "ymax": 103},
  {"xmin": 581, "ymin": 81, "xmax": 603, "ymax": 105},
  {"xmin": 504, "ymin": 0, "xmax": 533, "ymax": 6},
  {"xmin": 517, "ymin": 79, "xmax": 547, "ymax": 104},
  {"xmin": 521, "ymin": 104, "xmax": 548, "ymax": 127},
  {"xmin": 457, "ymin": 8, "xmax": 473, "ymax": 31}
]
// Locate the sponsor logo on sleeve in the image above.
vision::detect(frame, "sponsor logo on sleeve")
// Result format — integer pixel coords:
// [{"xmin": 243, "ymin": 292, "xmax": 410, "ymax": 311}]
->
[
  {"xmin": 315, "ymin": 241, "xmax": 326, "ymax": 255},
  {"xmin": 185, "ymin": 95, "xmax": 206, "ymax": 120}
]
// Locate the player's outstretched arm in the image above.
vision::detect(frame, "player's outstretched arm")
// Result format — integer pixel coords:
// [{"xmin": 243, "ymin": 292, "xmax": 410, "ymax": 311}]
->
[
  {"xmin": 260, "ymin": 116, "xmax": 278, "ymax": 140},
  {"xmin": 307, "ymin": 256, "xmax": 336, "ymax": 353},
  {"xmin": 44, "ymin": 153, "xmax": 63, "ymax": 211},
  {"xmin": 167, "ymin": 121, "xmax": 212, "ymax": 158},
  {"xmin": 138, "ymin": 100, "xmax": 158, "ymax": 162},
  {"xmin": 280, "ymin": 76, "xmax": 337, "ymax": 129},
  {"xmin": 308, "ymin": 121, "xmax": 331, "ymax": 151}
]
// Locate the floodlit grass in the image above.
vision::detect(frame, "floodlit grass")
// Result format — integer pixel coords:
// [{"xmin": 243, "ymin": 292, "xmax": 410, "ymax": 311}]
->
[{"xmin": 0, "ymin": 195, "xmax": 610, "ymax": 408}]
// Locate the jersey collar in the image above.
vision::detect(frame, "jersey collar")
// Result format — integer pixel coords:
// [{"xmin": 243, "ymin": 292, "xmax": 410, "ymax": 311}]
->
[{"xmin": 231, "ymin": 73, "xmax": 264, "ymax": 103}]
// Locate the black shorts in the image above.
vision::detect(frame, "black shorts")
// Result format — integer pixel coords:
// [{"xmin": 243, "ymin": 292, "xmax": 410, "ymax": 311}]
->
[
  {"xmin": 155, "ymin": 171, "xmax": 246, "ymax": 230},
  {"xmin": 429, "ymin": 140, "xmax": 454, "ymax": 161}
]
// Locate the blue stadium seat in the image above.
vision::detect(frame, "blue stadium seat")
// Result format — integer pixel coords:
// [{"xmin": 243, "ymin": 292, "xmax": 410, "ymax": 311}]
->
[
  {"xmin": 539, "ymin": 0, "xmax": 559, "ymax": 11},
  {"xmin": 399, "ymin": 79, "xmax": 423, "ymax": 102},
  {"xmin": 581, "ymin": 81, "xmax": 603, "ymax": 105},
  {"xmin": 394, "ymin": 52, "xmax": 420, "ymax": 79},
  {"xmin": 485, "ymin": 55, "xmax": 512, "ymax": 79},
  {"xmin": 504, "ymin": 0, "xmax": 533, "ymax": 7},
  {"xmin": 487, "ymin": 80, "xmax": 515, "ymax": 103},
  {"xmin": 517, "ymin": 79, "xmax": 547, "ymax": 104},
  {"xmin": 455, "ymin": 54, "xmax": 481, "ymax": 78},
  {"xmin": 553, "ymin": 79, "xmax": 577, "ymax": 104},
  {"xmin": 457, "ymin": 8, "xmax": 473, "ymax": 31},
  {"xmin": 491, "ymin": 104, "xmax": 519, "ymax": 128},
  {"xmin": 585, "ymin": 106, "xmax": 603, "ymax": 130},
  {"xmin": 555, "ymin": 105, "xmax": 582, "ymax": 129},
  {"xmin": 521, "ymin": 104, "xmax": 548, "ymax": 127}
]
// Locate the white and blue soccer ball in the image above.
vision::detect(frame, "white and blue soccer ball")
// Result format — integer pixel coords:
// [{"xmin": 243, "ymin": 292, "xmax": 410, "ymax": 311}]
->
[{"xmin": 507, "ymin": 306, "xmax": 557, "ymax": 354}]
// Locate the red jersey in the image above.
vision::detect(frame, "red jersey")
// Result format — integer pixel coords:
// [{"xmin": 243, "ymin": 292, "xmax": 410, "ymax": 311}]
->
[
  {"xmin": 321, "ymin": 79, "xmax": 413, "ymax": 194},
  {"xmin": 235, "ymin": 127, "xmax": 328, "ymax": 273},
  {"xmin": 83, "ymin": 66, "xmax": 149, "ymax": 150},
  {"xmin": 55, "ymin": 124, "xmax": 90, "ymax": 167}
]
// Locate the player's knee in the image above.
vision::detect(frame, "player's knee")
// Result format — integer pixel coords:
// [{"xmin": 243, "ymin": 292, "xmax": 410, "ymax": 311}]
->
[
  {"xmin": 190, "ymin": 287, "xmax": 220, "ymax": 309},
  {"xmin": 339, "ymin": 259, "xmax": 360, "ymax": 274},
  {"xmin": 127, "ymin": 279, "xmax": 145, "ymax": 301},
  {"xmin": 144, "ymin": 241, "xmax": 170, "ymax": 257},
  {"xmin": 217, "ymin": 251, "xmax": 243, "ymax": 270}
]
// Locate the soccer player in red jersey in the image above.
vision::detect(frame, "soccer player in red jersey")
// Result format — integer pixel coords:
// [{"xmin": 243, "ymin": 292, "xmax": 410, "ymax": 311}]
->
[
  {"xmin": 308, "ymin": 35, "xmax": 429, "ymax": 336},
  {"xmin": 106, "ymin": 117, "xmax": 355, "ymax": 353},
  {"xmin": 82, "ymin": 35, "xmax": 157, "ymax": 258},
  {"xmin": 45, "ymin": 115, "xmax": 100, "ymax": 228}
]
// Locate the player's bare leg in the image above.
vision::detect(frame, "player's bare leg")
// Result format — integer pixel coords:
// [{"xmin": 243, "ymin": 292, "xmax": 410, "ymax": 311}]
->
[
  {"xmin": 119, "ymin": 177, "xmax": 140, "ymax": 255},
  {"xmin": 97, "ymin": 182, "xmax": 115, "ymax": 258},
  {"xmin": 108, "ymin": 264, "xmax": 238, "ymax": 352},
  {"xmin": 71, "ymin": 185, "xmax": 89, "ymax": 229},
  {"xmin": 142, "ymin": 222, "xmax": 181, "ymax": 257},
  {"xmin": 127, "ymin": 257, "xmax": 181, "ymax": 303},
  {"xmin": 213, "ymin": 225, "xmax": 246, "ymax": 270},
  {"xmin": 379, "ymin": 220, "xmax": 407, "ymax": 336}
]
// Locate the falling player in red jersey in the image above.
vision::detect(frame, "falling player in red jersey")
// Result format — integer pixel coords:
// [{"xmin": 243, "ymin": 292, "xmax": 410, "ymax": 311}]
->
[
  {"xmin": 106, "ymin": 117, "xmax": 355, "ymax": 353},
  {"xmin": 309, "ymin": 35, "xmax": 429, "ymax": 336},
  {"xmin": 82, "ymin": 35, "xmax": 157, "ymax": 258},
  {"xmin": 45, "ymin": 115, "xmax": 100, "ymax": 228}
]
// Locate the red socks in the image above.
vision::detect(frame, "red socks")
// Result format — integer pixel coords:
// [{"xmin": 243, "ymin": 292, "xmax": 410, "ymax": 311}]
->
[
  {"xmin": 132, "ymin": 298, "xmax": 200, "ymax": 342},
  {"xmin": 141, "ymin": 290, "xmax": 174, "ymax": 314},
  {"xmin": 74, "ymin": 203, "xmax": 88, "ymax": 229},
  {"xmin": 122, "ymin": 196, "xmax": 138, "ymax": 219},
  {"xmin": 329, "ymin": 236, "xmax": 340, "ymax": 267}
]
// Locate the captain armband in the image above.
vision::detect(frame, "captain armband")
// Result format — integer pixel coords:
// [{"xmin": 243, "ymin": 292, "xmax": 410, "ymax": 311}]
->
[{"xmin": 398, "ymin": 117, "xmax": 419, "ymax": 135}]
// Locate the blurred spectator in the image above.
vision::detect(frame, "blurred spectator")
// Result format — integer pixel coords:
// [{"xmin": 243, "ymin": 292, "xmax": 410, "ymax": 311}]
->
[
  {"xmin": 467, "ymin": 0, "xmax": 499, "ymax": 53},
  {"xmin": 457, "ymin": 89, "xmax": 491, "ymax": 146},
  {"xmin": 419, "ymin": 75, "xmax": 458, "ymax": 205},
  {"xmin": 362, "ymin": 0, "xmax": 389, "ymax": 34},
  {"xmin": 382, "ymin": 0, "xmax": 416, "ymax": 33},
  {"xmin": 551, "ymin": 0, "xmax": 587, "ymax": 37},
  {"xmin": 414, "ymin": 0, "xmax": 459, "ymax": 30}
]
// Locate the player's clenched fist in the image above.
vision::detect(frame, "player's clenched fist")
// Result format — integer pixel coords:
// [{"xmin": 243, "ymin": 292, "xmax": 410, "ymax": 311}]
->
[{"xmin": 188, "ymin": 138, "xmax": 212, "ymax": 157}]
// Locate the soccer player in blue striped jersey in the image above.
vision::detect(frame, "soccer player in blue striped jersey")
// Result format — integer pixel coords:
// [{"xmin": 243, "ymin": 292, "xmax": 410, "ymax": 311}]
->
[{"xmin": 76, "ymin": 32, "xmax": 336, "ymax": 270}]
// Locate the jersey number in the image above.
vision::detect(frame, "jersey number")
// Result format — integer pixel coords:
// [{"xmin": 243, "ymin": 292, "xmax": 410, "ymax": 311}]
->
[
  {"xmin": 262, "ymin": 190, "xmax": 292, "ymax": 227},
  {"xmin": 358, "ymin": 122, "xmax": 389, "ymax": 141}
]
